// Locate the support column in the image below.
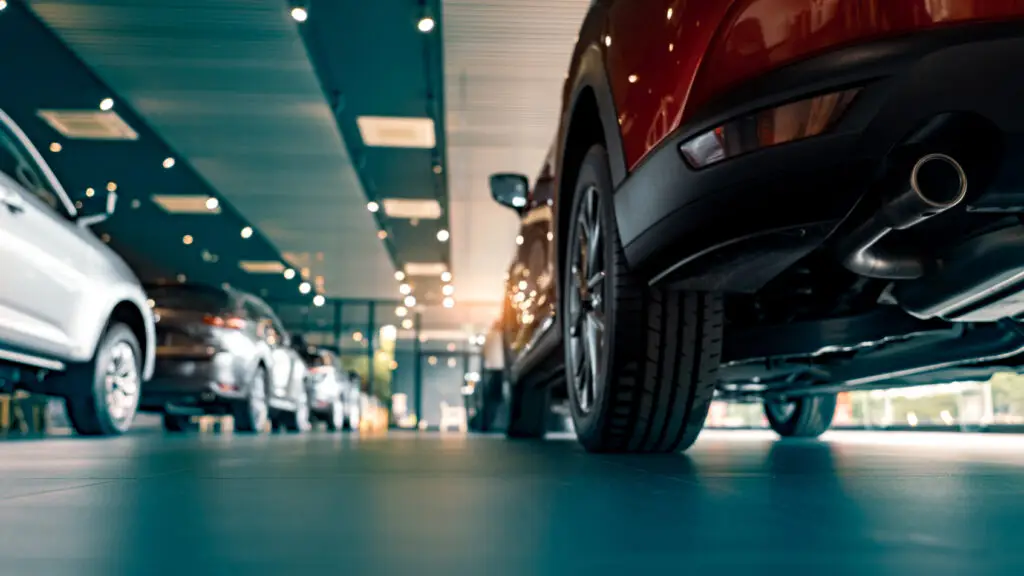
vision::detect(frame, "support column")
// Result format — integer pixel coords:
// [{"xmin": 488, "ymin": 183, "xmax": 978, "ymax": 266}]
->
[
  {"xmin": 366, "ymin": 301, "xmax": 376, "ymax": 395},
  {"xmin": 413, "ymin": 311, "xmax": 423, "ymax": 425},
  {"xmin": 332, "ymin": 300, "xmax": 343, "ymax": 352}
]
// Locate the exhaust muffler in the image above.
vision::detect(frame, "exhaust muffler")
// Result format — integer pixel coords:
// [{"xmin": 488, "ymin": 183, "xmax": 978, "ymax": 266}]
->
[{"xmin": 838, "ymin": 153, "xmax": 968, "ymax": 279}]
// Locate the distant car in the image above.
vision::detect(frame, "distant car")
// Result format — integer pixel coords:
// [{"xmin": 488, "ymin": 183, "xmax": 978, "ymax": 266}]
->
[
  {"xmin": 344, "ymin": 370, "xmax": 363, "ymax": 431},
  {"xmin": 295, "ymin": 346, "xmax": 349, "ymax": 430},
  {"xmin": 141, "ymin": 283, "xmax": 308, "ymax": 433},
  {"xmin": 0, "ymin": 108, "xmax": 155, "ymax": 436}
]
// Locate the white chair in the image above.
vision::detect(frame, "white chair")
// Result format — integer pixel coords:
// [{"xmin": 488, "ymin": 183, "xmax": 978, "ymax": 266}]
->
[{"xmin": 439, "ymin": 401, "xmax": 468, "ymax": 432}]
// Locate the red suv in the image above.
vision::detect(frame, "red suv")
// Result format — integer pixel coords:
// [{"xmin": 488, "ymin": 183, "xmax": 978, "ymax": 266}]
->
[{"xmin": 490, "ymin": 1, "xmax": 1024, "ymax": 453}]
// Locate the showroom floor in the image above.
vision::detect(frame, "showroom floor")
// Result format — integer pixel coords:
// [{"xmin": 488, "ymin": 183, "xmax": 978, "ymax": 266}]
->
[{"xmin": 0, "ymin": 428, "xmax": 1022, "ymax": 575}]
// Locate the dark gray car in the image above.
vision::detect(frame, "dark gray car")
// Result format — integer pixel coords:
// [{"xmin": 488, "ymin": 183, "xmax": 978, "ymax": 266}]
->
[{"xmin": 141, "ymin": 283, "xmax": 308, "ymax": 433}]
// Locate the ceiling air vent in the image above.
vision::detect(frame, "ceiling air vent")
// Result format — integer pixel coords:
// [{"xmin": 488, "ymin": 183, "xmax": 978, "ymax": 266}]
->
[
  {"xmin": 404, "ymin": 262, "xmax": 448, "ymax": 277},
  {"xmin": 239, "ymin": 261, "xmax": 286, "ymax": 274},
  {"xmin": 356, "ymin": 116, "xmax": 436, "ymax": 148},
  {"xmin": 37, "ymin": 110, "xmax": 138, "ymax": 140},
  {"xmin": 382, "ymin": 198, "xmax": 442, "ymax": 220},
  {"xmin": 151, "ymin": 195, "xmax": 222, "ymax": 214}
]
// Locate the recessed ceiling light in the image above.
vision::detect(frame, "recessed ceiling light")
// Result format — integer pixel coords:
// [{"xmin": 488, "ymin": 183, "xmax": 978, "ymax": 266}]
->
[
  {"xmin": 442, "ymin": 284, "xmax": 454, "ymax": 296},
  {"xmin": 85, "ymin": 187, "xmax": 95, "ymax": 198},
  {"xmin": 107, "ymin": 181, "xmax": 117, "ymax": 192},
  {"xmin": 394, "ymin": 270, "xmax": 405, "ymax": 281},
  {"xmin": 356, "ymin": 116, "xmax": 436, "ymax": 149},
  {"xmin": 352, "ymin": 331, "xmax": 363, "ymax": 342},
  {"xmin": 99, "ymin": 98, "xmax": 114, "ymax": 111},
  {"xmin": 290, "ymin": 6, "xmax": 308, "ymax": 22},
  {"xmin": 382, "ymin": 198, "xmax": 442, "ymax": 220},
  {"xmin": 313, "ymin": 294, "xmax": 325, "ymax": 307},
  {"xmin": 37, "ymin": 109, "xmax": 138, "ymax": 140},
  {"xmin": 299, "ymin": 282, "xmax": 312, "ymax": 295},
  {"xmin": 239, "ymin": 261, "xmax": 286, "ymax": 274},
  {"xmin": 436, "ymin": 229, "xmax": 449, "ymax": 242},
  {"xmin": 182, "ymin": 235, "xmax": 193, "ymax": 245},
  {"xmin": 367, "ymin": 201, "xmax": 379, "ymax": 213},
  {"xmin": 205, "ymin": 197, "xmax": 219, "ymax": 210},
  {"xmin": 0, "ymin": 2, "xmax": 8, "ymax": 11},
  {"xmin": 432, "ymin": 164, "xmax": 442, "ymax": 175},
  {"xmin": 417, "ymin": 16, "xmax": 435, "ymax": 32},
  {"xmin": 49, "ymin": 142, "xmax": 62, "ymax": 153},
  {"xmin": 628, "ymin": 74, "xmax": 638, "ymax": 84},
  {"xmin": 515, "ymin": 234, "xmax": 524, "ymax": 246},
  {"xmin": 152, "ymin": 195, "xmax": 222, "ymax": 215},
  {"xmin": 443, "ymin": 296, "xmax": 455, "ymax": 308},
  {"xmin": 401, "ymin": 318, "xmax": 414, "ymax": 330},
  {"xmin": 284, "ymin": 268, "xmax": 296, "ymax": 280},
  {"xmin": 163, "ymin": 157, "xmax": 175, "ymax": 169},
  {"xmin": 399, "ymin": 283, "xmax": 412, "ymax": 295},
  {"xmin": 404, "ymin": 262, "xmax": 448, "ymax": 277},
  {"xmin": 404, "ymin": 295, "xmax": 417, "ymax": 307},
  {"xmin": 177, "ymin": 274, "xmax": 187, "ymax": 283},
  {"xmin": 440, "ymin": 271, "xmax": 452, "ymax": 282},
  {"xmin": 377, "ymin": 230, "xmax": 388, "ymax": 240},
  {"xmin": 240, "ymin": 226, "xmax": 253, "ymax": 239},
  {"xmin": 395, "ymin": 306, "xmax": 408, "ymax": 318}
]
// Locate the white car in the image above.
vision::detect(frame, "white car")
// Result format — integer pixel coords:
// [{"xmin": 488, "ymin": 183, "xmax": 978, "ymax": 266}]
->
[
  {"xmin": 0, "ymin": 109, "xmax": 155, "ymax": 435},
  {"xmin": 297, "ymin": 347, "xmax": 361, "ymax": 431}
]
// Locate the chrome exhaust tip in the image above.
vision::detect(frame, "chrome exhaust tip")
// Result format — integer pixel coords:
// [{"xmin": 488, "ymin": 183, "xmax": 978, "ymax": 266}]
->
[{"xmin": 910, "ymin": 153, "xmax": 968, "ymax": 208}]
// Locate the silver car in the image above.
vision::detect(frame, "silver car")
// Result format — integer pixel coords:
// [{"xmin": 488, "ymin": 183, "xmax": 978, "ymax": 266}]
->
[{"xmin": 0, "ymin": 108, "xmax": 155, "ymax": 435}]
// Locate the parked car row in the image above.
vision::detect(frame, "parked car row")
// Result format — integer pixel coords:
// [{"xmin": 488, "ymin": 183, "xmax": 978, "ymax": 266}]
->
[{"xmin": 0, "ymin": 108, "xmax": 362, "ymax": 435}]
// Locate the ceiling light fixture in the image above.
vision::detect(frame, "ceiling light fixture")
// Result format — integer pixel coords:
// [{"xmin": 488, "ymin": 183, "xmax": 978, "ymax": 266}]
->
[
  {"xmin": 352, "ymin": 331, "xmax": 363, "ymax": 342},
  {"xmin": 299, "ymin": 282, "xmax": 312, "ymax": 295},
  {"xmin": 436, "ymin": 229, "xmax": 450, "ymax": 242},
  {"xmin": 182, "ymin": 235, "xmax": 193, "ymax": 245},
  {"xmin": 394, "ymin": 271, "xmax": 406, "ymax": 281},
  {"xmin": 515, "ymin": 234, "xmax": 524, "ymax": 246},
  {"xmin": 399, "ymin": 283, "xmax": 412, "ymax": 295},
  {"xmin": 284, "ymin": 268, "xmax": 296, "ymax": 280},
  {"xmin": 49, "ymin": 142, "xmax": 62, "ymax": 153},
  {"xmin": 85, "ymin": 187, "xmax": 95, "ymax": 198},
  {"xmin": 395, "ymin": 306, "xmax": 408, "ymax": 318},
  {"xmin": 240, "ymin": 226, "xmax": 253, "ymax": 239},
  {"xmin": 0, "ymin": 1, "xmax": 8, "ymax": 11},
  {"xmin": 290, "ymin": 6, "xmax": 308, "ymax": 22},
  {"xmin": 205, "ymin": 197, "xmax": 219, "ymax": 210},
  {"xmin": 99, "ymin": 98, "xmax": 114, "ymax": 111},
  {"xmin": 442, "ymin": 284, "xmax": 454, "ymax": 296},
  {"xmin": 417, "ymin": 16, "xmax": 435, "ymax": 33},
  {"xmin": 401, "ymin": 318, "xmax": 414, "ymax": 330},
  {"xmin": 443, "ymin": 296, "xmax": 455, "ymax": 308},
  {"xmin": 313, "ymin": 294, "xmax": 325, "ymax": 307},
  {"xmin": 107, "ymin": 181, "xmax": 117, "ymax": 192},
  {"xmin": 404, "ymin": 295, "xmax": 417, "ymax": 307},
  {"xmin": 380, "ymin": 325, "xmax": 398, "ymax": 341},
  {"xmin": 367, "ymin": 201, "xmax": 380, "ymax": 213},
  {"xmin": 162, "ymin": 157, "xmax": 175, "ymax": 169},
  {"xmin": 440, "ymin": 271, "xmax": 452, "ymax": 282},
  {"xmin": 377, "ymin": 230, "xmax": 388, "ymax": 240}
]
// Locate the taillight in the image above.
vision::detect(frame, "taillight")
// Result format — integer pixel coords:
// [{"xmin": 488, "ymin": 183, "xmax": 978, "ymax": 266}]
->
[{"xmin": 203, "ymin": 315, "xmax": 247, "ymax": 330}]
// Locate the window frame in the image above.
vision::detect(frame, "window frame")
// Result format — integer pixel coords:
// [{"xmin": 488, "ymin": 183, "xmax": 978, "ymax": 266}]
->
[{"xmin": 0, "ymin": 110, "xmax": 78, "ymax": 219}]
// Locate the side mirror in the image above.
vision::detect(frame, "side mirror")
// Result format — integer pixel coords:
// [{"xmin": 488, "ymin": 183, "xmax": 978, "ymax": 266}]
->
[
  {"xmin": 489, "ymin": 173, "xmax": 529, "ymax": 212},
  {"xmin": 78, "ymin": 190, "xmax": 118, "ymax": 227}
]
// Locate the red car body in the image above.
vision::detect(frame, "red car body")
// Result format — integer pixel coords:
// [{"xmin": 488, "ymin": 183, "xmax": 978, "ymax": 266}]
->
[{"xmin": 494, "ymin": 0, "xmax": 1024, "ymax": 451}]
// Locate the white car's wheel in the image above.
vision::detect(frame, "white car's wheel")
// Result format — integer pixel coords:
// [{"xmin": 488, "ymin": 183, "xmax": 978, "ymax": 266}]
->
[{"xmin": 65, "ymin": 323, "xmax": 142, "ymax": 436}]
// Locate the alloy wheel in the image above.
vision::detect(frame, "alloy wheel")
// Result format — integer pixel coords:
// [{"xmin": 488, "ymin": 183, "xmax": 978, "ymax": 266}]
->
[
  {"xmin": 103, "ymin": 341, "xmax": 140, "ymax": 429},
  {"xmin": 567, "ymin": 185, "xmax": 607, "ymax": 414}
]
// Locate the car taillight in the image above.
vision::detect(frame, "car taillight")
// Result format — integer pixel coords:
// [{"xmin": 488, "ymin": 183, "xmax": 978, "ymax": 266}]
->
[
  {"xmin": 679, "ymin": 88, "xmax": 860, "ymax": 169},
  {"xmin": 203, "ymin": 315, "xmax": 247, "ymax": 330}
]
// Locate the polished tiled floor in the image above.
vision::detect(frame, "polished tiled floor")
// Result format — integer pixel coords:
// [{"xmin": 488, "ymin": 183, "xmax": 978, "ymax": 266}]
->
[{"xmin": 1, "ymin": 428, "xmax": 1023, "ymax": 575}]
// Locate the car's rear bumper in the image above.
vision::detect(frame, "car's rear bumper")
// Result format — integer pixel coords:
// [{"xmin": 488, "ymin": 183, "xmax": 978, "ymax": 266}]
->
[
  {"xmin": 140, "ymin": 354, "xmax": 245, "ymax": 412},
  {"xmin": 614, "ymin": 22, "xmax": 1024, "ymax": 289}
]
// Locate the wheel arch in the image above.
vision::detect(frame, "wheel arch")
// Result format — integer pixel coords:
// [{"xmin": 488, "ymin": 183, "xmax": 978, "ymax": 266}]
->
[
  {"xmin": 108, "ymin": 300, "xmax": 152, "ymax": 377},
  {"xmin": 556, "ymin": 43, "xmax": 627, "ymax": 311}
]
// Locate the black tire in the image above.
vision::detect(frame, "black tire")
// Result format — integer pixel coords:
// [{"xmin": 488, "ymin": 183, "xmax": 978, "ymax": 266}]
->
[
  {"xmin": 64, "ymin": 323, "xmax": 143, "ymax": 436},
  {"xmin": 162, "ymin": 413, "xmax": 196, "ymax": 433},
  {"xmin": 233, "ymin": 366, "xmax": 269, "ymax": 433},
  {"xmin": 764, "ymin": 395, "xmax": 837, "ymax": 438},
  {"xmin": 562, "ymin": 144, "xmax": 724, "ymax": 454},
  {"xmin": 281, "ymin": 394, "xmax": 309, "ymax": 433},
  {"xmin": 505, "ymin": 380, "xmax": 550, "ymax": 439},
  {"xmin": 326, "ymin": 400, "xmax": 344, "ymax": 431}
]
